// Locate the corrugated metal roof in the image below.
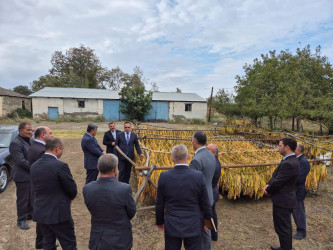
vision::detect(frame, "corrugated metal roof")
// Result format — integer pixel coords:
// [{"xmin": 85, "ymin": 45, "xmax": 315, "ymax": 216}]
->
[{"xmin": 30, "ymin": 87, "xmax": 206, "ymax": 102}]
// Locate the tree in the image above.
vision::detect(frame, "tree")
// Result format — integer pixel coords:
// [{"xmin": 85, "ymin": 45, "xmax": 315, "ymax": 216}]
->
[
  {"xmin": 12, "ymin": 85, "xmax": 33, "ymax": 96},
  {"xmin": 235, "ymin": 45, "xmax": 333, "ymax": 132},
  {"xmin": 176, "ymin": 88, "xmax": 182, "ymax": 93},
  {"xmin": 213, "ymin": 89, "xmax": 240, "ymax": 119},
  {"xmin": 31, "ymin": 44, "xmax": 119, "ymax": 91},
  {"xmin": 119, "ymin": 68, "xmax": 153, "ymax": 121},
  {"xmin": 150, "ymin": 83, "xmax": 159, "ymax": 92}
]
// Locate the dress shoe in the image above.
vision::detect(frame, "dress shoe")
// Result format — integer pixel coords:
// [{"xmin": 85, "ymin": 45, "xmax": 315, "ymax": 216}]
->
[
  {"xmin": 271, "ymin": 246, "xmax": 281, "ymax": 250},
  {"xmin": 17, "ymin": 220, "xmax": 30, "ymax": 230},
  {"xmin": 294, "ymin": 234, "xmax": 306, "ymax": 240}
]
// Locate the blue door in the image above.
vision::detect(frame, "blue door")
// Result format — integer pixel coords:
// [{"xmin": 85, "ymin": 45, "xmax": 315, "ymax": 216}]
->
[
  {"xmin": 48, "ymin": 107, "xmax": 59, "ymax": 120},
  {"xmin": 104, "ymin": 100, "xmax": 121, "ymax": 121},
  {"xmin": 144, "ymin": 102, "xmax": 169, "ymax": 121}
]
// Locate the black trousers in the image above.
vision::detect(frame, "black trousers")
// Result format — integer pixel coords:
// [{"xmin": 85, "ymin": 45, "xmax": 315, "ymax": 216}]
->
[
  {"xmin": 15, "ymin": 181, "xmax": 33, "ymax": 221},
  {"xmin": 292, "ymin": 199, "xmax": 306, "ymax": 236},
  {"xmin": 39, "ymin": 219, "xmax": 77, "ymax": 250},
  {"xmin": 165, "ymin": 233, "xmax": 201, "ymax": 250},
  {"xmin": 273, "ymin": 205, "xmax": 293, "ymax": 250},
  {"xmin": 85, "ymin": 169, "xmax": 99, "ymax": 184},
  {"xmin": 35, "ymin": 223, "xmax": 44, "ymax": 248},
  {"xmin": 211, "ymin": 202, "xmax": 218, "ymax": 241},
  {"xmin": 118, "ymin": 159, "xmax": 132, "ymax": 184}
]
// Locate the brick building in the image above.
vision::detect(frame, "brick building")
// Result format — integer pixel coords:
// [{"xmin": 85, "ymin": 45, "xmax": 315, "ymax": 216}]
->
[{"xmin": 0, "ymin": 87, "xmax": 32, "ymax": 118}]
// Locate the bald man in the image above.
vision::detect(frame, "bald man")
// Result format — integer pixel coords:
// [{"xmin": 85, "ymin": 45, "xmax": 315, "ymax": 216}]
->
[
  {"xmin": 28, "ymin": 126, "xmax": 54, "ymax": 249},
  {"xmin": 207, "ymin": 144, "xmax": 222, "ymax": 241}
]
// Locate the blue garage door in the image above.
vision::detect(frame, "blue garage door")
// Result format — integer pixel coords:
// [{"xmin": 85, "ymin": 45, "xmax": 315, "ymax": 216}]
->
[
  {"xmin": 144, "ymin": 102, "xmax": 169, "ymax": 121},
  {"xmin": 48, "ymin": 107, "xmax": 59, "ymax": 120},
  {"xmin": 103, "ymin": 101, "xmax": 127, "ymax": 121}
]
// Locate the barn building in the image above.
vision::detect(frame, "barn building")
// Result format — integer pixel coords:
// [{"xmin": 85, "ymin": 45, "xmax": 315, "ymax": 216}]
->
[
  {"xmin": 29, "ymin": 87, "xmax": 207, "ymax": 121},
  {"xmin": 0, "ymin": 87, "xmax": 32, "ymax": 118}
]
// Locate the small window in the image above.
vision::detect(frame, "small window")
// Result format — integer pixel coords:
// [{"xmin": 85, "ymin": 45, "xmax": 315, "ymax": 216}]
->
[
  {"xmin": 185, "ymin": 103, "xmax": 192, "ymax": 112},
  {"xmin": 78, "ymin": 100, "xmax": 85, "ymax": 108}
]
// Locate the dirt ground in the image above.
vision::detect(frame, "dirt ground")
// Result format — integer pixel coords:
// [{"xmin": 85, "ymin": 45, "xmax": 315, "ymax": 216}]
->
[{"xmin": 0, "ymin": 122, "xmax": 332, "ymax": 250}]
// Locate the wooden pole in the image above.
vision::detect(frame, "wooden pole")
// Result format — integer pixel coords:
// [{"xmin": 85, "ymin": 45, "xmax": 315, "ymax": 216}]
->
[
  {"xmin": 134, "ymin": 158, "xmax": 333, "ymax": 171},
  {"xmin": 208, "ymin": 86, "xmax": 213, "ymax": 122},
  {"xmin": 115, "ymin": 145, "xmax": 138, "ymax": 167},
  {"xmin": 134, "ymin": 164, "xmax": 157, "ymax": 204}
]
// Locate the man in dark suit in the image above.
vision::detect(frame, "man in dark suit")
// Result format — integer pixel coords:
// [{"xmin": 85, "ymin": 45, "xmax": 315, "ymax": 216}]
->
[
  {"xmin": 189, "ymin": 130, "xmax": 216, "ymax": 250},
  {"xmin": 292, "ymin": 142, "xmax": 310, "ymax": 240},
  {"xmin": 9, "ymin": 122, "xmax": 34, "ymax": 230},
  {"xmin": 103, "ymin": 122, "xmax": 121, "ymax": 153},
  {"xmin": 115, "ymin": 122, "xmax": 144, "ymax": 183},
  {"xmin": 264, "ymin": 137, "xmax": 300, "ymax": 250},
  {"xmin": 81, "ymin": 123, "xmax": 104, "ymax": 184},
  {"xmin": 207, "ymin": 143, "xmax": 222, "ymax": 242},
  {"xmin": 83, "ymin": 154, "xmax": 136, "ymax": 250},
  {"xmin": 156, "ymin": 144, "xmax": 212, "ymax": 250},
  {"xmin": 28, "ymin": 126, "xmax": 54, "ymax": 249},
  {"xmin": 31, "ymin": 138, "xmax": 77, "ymax": 250}
]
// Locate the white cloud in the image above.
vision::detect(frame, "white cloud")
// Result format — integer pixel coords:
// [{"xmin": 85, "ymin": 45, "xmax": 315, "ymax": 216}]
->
[{"xmin": 0, "ymin": 0, "xmax": 332, "ymax": 98}]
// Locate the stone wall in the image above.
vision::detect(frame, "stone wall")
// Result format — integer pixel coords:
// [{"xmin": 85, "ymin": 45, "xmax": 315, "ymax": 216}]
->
[{"xmin": 0, "ymin": 96, "xmax": 32, "ymax": 117}]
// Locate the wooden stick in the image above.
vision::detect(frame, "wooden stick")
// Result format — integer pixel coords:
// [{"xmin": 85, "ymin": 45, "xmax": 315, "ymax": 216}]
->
[
  {"xmin": 285, "ymin": 133, "xmax": 333, "ymax": 152},
  {"xmin": 137, "ymin": 205, "xmax": 155, "ymax": 211},
  {"xmin": 134, "ymin": 159, "xmax": 333, "ymax": 171},
  {"xmin": 134, "ymin": 164, "xmax": 156, "ymax": 204},
  {"xmin": 115, "ymin": 145, "xmax": 138, "ymax": 168}
]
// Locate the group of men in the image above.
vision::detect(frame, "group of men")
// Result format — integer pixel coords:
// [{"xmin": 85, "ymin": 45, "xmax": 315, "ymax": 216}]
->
[
  {"xmin": 81, "ymin": 121, "xmax": 144, "ymax": 184},
  {"xmin": 9, "ymin": 121, "xmax": 310, "ymax": 250}
]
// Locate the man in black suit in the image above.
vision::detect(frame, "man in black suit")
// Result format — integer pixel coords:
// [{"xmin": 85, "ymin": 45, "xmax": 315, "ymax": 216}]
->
[
  {"xmin": 81, "ymin": 123, "xmax": 104, "ymax": 184},
  {"xmin": 190, "ymin": 130, "xmax": 216, "ymax": 250},
  {"xmin": 31, "ymin": 138, "xmax": 77, "ymax": 250},
  {"xmin": 83, "ymin": 154, "xmax": 136, "ymax": 250},
  {"xmin": 28, "ymin": 126, "xmax": 54, "ymax": 249},
  {"xmin": 115, "ymin": 122, "xmax": 144, "ymax": 183},
  {"xmin": 264, "ymin": 137, "xmax": 300, "ymax": 250},
  {"xmin": 207, "ymin": 143, "xmax": 222, "ymax": 242},
  {"xmin": 292, "ymin": 142, "xmax": 310, "ymax": 240},
  {"xmin": 9, "ymin": 122, "xmax": 34, "ymax": 230},
  {"xmin": 103, "ymin": 122, "xmax": 121, "ymax": 153},
  {"xmin": 156, "ymin": 144, "xmax": 212, "ymax": 250}
]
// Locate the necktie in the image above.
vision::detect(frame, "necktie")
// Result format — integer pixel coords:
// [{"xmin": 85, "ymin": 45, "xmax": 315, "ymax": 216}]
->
[{"xmin": 126, "ymin": 133, "xmax": 130, "ymax": 144}]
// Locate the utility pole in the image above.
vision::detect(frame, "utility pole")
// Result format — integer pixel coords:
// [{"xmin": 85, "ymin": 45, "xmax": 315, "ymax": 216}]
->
[{"xmin": 208, "ymin": 87, "xmax": 213, "ymax": 122}]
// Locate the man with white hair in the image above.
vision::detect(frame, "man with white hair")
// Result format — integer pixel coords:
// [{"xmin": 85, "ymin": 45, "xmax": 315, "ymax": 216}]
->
[{"xmin": 83, "ymin": 154, "xmax": 136, "ymax": 250}]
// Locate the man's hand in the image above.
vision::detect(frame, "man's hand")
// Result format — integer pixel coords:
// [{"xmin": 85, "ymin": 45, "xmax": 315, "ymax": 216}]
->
[
  {"xmin": 112, "ymin": 142, "xmax": 115, "ymax": 146},
  {"xmin": 204, "ymin": 226, "xmax": 210, "ymax": 232},
  {"xmin": 157, "ymin": 224, "xmax": 164, "ymax": 231},
  {"xmin": 263, "ymin": 184, "xmax": 269, "ymax": 196},
  {"xmin": 140, "ymin": 154, "xmax": 145, "ymax": 160}
]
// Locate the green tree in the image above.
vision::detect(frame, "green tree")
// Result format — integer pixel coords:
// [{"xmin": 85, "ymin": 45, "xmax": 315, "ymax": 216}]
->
[
  {"xmin": 213, "ymin": 89, "xmax": 240, "ymax": 119},
  {"xmin": 12, "ymin": 85, "xmax": 33, "ymax": 96},
  {"xmin": 31, "ymin": 44, "xmax": 121, "ymax": 91},
  {"xmin": 176, "ymin": 88, "xmax": 182, "ymax": 93},
  {"xmin": 119, "ymin": 68, "xmax": 153, "ymax": 121}
]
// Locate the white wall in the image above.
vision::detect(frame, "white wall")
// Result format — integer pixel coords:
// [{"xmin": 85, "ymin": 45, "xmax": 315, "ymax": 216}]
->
[
  {"xmin": 32, "ymin": 98, "xmax": 104, "ymax": 118},
  {"xmin": 169, "ymin": 102, "xmax": 207, "ymax": 120}
]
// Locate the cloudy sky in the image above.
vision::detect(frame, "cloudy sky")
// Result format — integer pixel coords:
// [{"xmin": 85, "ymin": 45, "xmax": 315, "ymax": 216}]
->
[{"xmin": 0, "ymin": 0, "xmax": 332, "ymax": 98}]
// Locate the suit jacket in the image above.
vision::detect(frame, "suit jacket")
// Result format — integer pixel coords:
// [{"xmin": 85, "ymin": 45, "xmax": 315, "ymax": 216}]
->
[
  {"xmin": 295, "ymin": 155, "xmax": 310, "ymax": 200},
  {"xmin": 81, "ymin": 133, "xmax": 104, "ymax": 170},
  {"xmin": 83, "ymin": 177, "xmax": 136, "ymax": 250},
  {"xmin": 28, "ymin": 141, "xmax": 45, "ymax": 166},
  {"xmin": 189, "ymin": 147, "xmax": 216, "ymax": 205},
  {"xmin": 115, "ymin": 131, "xmax": 142, "ymax": 160},
  {"xmin": 9, "ymin": 135, "xmax": 34, "ymax": 182},
  {"xmin": 266, "ymin": 155, "xmax": 300, "ymax": 209},
  {"xmin": 103, "ymin": 129, "xmax": 121, "ymax": 153},
  {"xmin": 212, "ymin": 157, "xmax": 222, "ymax": 203},
  {"xmin": 156, "ymin": 165, "xmax": 212, "ymax": 238},
  {"xmin": 31, "ymin": 154, "xmax": 77, "ymax": 224}
]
